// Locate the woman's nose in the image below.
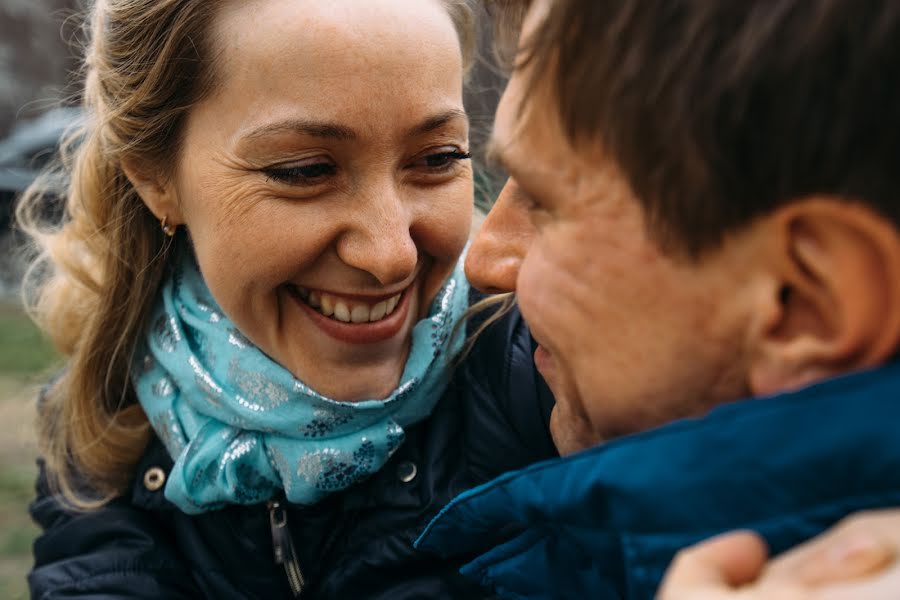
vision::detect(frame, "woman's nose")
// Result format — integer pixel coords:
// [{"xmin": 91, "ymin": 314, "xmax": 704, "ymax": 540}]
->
[
  {"xmin": 337, "ymin": 189, "xmax": 418, "ymax": 287},
  {"xmin": 465, "ymin": 179, "xmax": 534, "ymax": 294}
]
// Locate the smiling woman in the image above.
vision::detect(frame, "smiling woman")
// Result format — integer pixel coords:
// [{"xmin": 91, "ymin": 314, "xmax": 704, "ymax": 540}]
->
[
  {"xmin": 17, "ymin": 0, "xmax": 557, "ymax": 598},
  {"xmin": 124, "ymin": 0, "xmax": 473, "ymax": 401}
]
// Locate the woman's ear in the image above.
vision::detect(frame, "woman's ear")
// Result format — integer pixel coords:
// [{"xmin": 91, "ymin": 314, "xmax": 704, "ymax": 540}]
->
[
  {"xmin": 747, "ymin": 199, "xmax": 900, "ymax": 396},
  {"xmin": 120, "ymin": 158, "xmax": 183, "ymax": 225}
]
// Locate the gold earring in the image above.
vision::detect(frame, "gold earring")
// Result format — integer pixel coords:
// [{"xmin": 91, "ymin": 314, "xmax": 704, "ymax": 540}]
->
[{"xmin": 160, "ymin": 215, "xmax": 176, "ymax": 237}]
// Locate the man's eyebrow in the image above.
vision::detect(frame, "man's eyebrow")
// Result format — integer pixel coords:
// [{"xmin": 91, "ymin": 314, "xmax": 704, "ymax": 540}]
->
[
  {"xmin": 241, "ymin": 119, "xmax": 357, "ymax": 142},
  {"xmin": 407, "ymin": 109, "xmax": 468, "ymax": 138}
]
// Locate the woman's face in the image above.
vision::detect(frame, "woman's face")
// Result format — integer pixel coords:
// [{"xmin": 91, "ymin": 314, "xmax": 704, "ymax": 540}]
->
[{"xmin": 165, "ymin": 0, "xmax": 472, "ymax": 400}]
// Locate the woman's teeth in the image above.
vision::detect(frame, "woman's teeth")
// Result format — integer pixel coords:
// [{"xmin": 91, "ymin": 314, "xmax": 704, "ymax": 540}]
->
[{"xmin": 302, "ymin": 289, "xmax": 401, "ymax": 323}]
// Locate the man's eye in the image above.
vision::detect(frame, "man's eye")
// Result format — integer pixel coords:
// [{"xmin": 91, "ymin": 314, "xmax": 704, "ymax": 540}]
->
[
  {"xmin": 263, "ymin": 162, "xmax": 336, "ymax": 186},
  {"xmin": 512, "ymin": 182, "xmax": 540, "ymax": 211},
  {"xmin": 417, "ymin": 150, "xmax": 472, "ymax": 172},
  {"xmin": 510, "ymin": 182, "xmax": 551, "ymax": 225}
]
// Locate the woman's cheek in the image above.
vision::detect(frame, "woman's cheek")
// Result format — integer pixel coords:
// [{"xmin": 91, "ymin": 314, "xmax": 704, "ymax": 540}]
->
[{"xmin": 428, "ymin": 181, "xmax": 474, "ymax": 260}]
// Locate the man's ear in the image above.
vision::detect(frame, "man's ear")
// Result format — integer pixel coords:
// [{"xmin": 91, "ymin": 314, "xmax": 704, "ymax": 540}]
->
[
  {"xmin": 747, "ymin": 199, "xmax": 900, "ymax": 396},
  {"xmin": 120, "ymin": 158, "xmax": 183, "ymax": 224}
]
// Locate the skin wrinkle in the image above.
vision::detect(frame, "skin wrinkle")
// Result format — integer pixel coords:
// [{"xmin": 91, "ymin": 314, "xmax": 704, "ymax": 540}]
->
[{"xmin": 193, "ymin": 167, "xmax": 266, "ymax": 224}]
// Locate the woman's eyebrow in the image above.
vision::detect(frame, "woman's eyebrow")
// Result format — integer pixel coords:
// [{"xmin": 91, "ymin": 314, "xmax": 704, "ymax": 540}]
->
[
  {"xmin": 241, "ymin": 119, "xmax": 357, "ymax": 142},
  {"xmin": 406, "ymin": 109, "xmax": 468, "ymax": 138},
  {"xmin": 239, "ymin": 109, "xmax": 467, "ymax": 144}
]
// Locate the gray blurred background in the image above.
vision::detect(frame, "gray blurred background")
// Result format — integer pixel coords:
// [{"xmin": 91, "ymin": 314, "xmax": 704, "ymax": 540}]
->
[
  {"xmin": 1, "ymin": 0, "xmax": 80, "ymax": 296},
  {"xmin": 1, "ymin": 3, "xmax": 79, "ymax": 597},
  {"xmin": 0, "ymin": 0, "xmax": 79, "ymax": 137}
]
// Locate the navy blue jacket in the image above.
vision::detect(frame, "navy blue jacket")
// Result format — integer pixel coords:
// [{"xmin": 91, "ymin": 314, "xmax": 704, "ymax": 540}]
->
[
  {"xmin": 29, "ymin": 301, "xmax": 558, "ymax": 599},
  {"xmin": 417, "ymin": 362, "xmax": 900, "ymax": 599}
]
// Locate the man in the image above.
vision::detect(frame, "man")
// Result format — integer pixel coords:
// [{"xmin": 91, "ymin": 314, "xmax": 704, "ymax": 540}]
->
[{"xmin": 415, "ymin": 0, "xmax": 900, "ymax": 597}]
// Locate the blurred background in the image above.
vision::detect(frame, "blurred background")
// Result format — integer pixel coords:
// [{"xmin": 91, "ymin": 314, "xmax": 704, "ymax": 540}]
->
[
  {"xmin": 0, "ymin": 2, "xmax": 504, "ymax": 598},
  {"xmin": 2, "ymin": 1, "xmax": 79, "ymax": 599}
]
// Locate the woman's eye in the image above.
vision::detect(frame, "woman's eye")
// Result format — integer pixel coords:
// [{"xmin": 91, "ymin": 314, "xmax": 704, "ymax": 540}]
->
[
  {"xmin": 263, "ymin": 161, "xmax": 336, "ymax": 186},
  {"xmin": 416, "ymin": 150, "xmax": 472, "ymax": 172}
]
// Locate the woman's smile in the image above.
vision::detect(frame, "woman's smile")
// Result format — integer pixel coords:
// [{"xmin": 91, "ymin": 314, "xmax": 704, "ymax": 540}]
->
[
  {"xmin": 284, "ymin": 279, "xmax": 417, "ymax": 345},
  {"xmin": 293, "ymin": 286, "xmax": 403, "ymax": 323}
]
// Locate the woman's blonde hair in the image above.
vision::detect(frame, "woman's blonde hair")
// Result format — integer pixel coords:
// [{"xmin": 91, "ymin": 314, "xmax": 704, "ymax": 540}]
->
[{"xmin": 18, "ymin": 0, "xmax": 477, "ymax": 509}]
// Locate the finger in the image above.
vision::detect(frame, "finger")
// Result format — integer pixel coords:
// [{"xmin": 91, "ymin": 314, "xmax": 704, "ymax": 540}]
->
[
  {"xmin": 659, "ymin": 530, "xmax": 769, "ymax": 594},
  {"xmin": 815, "ymin": 560, "xmax": 900, "ymax": 600},
  {"xmin": 799, "ymin": 532, "xmax": 895, "ymax": 585},
  {"xmin": 763, "ymin": 517, "xmax": 896, "ymax": 586}
]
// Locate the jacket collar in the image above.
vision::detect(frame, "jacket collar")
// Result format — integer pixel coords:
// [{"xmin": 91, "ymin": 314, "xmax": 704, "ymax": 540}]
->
[{"xmin": 417, "ymin": 362, "xmax": 900, "ymax": 597}]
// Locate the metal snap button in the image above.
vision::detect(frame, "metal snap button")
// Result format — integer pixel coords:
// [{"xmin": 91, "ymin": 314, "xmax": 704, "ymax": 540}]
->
[
  {"xmin": 396, "ymin": 461, "xmax": 417, "ymax": 483},
  {"xmin": 143, "ymin": 466, "xmax": 166, "ymax": 492}
]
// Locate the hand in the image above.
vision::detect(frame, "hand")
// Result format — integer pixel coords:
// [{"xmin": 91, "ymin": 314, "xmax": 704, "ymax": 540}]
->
[{"xmin": 657, "ymin": 510, "xmax": 900, "ymax": 599}]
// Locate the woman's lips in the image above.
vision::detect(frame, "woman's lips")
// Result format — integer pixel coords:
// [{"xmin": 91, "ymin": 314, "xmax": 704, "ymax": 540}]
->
[{"xmin": 286, "ymin": 284, "xmax": 413, "ymax": 344}]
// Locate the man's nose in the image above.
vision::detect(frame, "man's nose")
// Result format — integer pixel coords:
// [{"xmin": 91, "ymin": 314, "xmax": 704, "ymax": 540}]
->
[
  {"xmin": 337, "ymin": 188, "xmax": 418, "ymax": 287},
  {"xmin": 465, "ymin": 178, "xmax": 534, "ymax": 294}
]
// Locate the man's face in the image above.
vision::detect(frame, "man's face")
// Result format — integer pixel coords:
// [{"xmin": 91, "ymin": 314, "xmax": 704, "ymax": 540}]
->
[{"xmin": 466, "ymin": 3, "xmax": 755, "ymax": 454}]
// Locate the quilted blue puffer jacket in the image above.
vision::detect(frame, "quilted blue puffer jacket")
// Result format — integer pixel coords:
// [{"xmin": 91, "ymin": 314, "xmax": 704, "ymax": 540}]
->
[
  {"xmin": 417, "ymin": 361, "xmax": 900, "ymax": 599},
  {"xmin": 28, "ymin": 296, "xmax": 558, "ymax": 599}
]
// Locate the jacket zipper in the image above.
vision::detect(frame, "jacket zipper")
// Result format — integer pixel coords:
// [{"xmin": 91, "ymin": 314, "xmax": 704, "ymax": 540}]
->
[{"xmin": 268, "ymin": 498, "xmax": 305, "ymax": 597}]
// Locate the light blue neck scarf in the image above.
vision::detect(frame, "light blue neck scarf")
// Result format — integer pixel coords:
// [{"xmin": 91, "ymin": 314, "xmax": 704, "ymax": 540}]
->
[{"xmin": 133, "ymin": 250, "xmax": 468, "ymax": 515}]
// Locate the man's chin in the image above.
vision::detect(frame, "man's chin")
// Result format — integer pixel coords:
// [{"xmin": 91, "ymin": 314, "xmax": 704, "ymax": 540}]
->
[{"xmin": 549, "ymin": 404, "xmax": 602, "ymax": 456}]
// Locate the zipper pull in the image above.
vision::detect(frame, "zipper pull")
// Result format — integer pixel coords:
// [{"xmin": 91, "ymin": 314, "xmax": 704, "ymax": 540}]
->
[{"xmin": 268, "ymin": 499, "xmax": 306, "ymax": 597}]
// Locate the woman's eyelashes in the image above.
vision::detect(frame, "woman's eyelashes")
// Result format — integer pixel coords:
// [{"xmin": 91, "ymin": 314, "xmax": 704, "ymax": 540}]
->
[
  {"xmin": 264, "ymin": 160, "xmax": 336, "ymax": 186},
  {"xmin": 260, "ymin": 148, "xmax": 470, "ymax": 188},
  {"xmin": 416, "ymin": 149, "xmax": 472, "ymax": 172}
]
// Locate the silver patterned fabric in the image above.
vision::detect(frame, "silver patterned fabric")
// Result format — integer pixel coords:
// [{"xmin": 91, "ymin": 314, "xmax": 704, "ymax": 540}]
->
[{"xmin": 133, "ymin": 249, "xmax": 469, "ymax": 514}]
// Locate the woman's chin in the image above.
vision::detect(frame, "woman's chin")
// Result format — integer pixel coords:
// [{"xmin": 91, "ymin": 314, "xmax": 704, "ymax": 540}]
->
[{"xmin": 302, "ymin": 361, "xmax": 408, "ymax": 402}]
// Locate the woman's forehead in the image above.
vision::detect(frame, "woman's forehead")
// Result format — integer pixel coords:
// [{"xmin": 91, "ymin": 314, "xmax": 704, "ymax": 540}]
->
[
  {"xmin": 213, "ymin": 0, "xmax": 462, "ymax": 78},
  {"xmin": 200, "ymin": 0, "xmax": 465, "ymax": 137}
]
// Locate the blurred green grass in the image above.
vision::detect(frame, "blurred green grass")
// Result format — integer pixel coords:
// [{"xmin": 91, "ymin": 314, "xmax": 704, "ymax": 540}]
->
[
  {"xmin": 0, "ymin": 304, "xmax": 58, "ymax": 374},
  {"xmin": 0, "ymin": 301, "xmax": 59, "ymax": 600}
]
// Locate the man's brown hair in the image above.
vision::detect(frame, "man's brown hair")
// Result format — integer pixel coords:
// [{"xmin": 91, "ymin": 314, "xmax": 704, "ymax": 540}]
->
[{"xmin": 505, "ymin": 0, "xmax": 900, "ymax": 256}]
